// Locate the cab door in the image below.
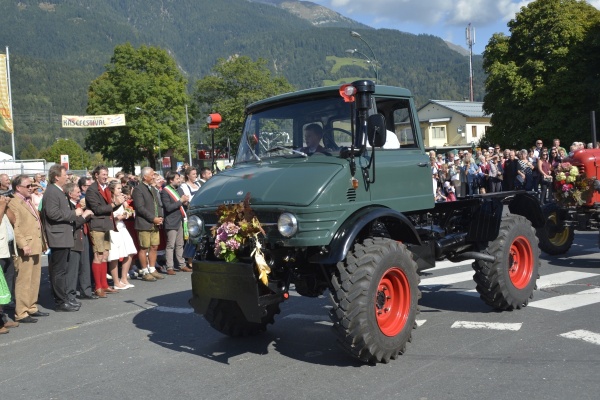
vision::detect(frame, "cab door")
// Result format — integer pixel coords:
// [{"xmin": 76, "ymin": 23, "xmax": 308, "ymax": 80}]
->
[{"xmin": 368, "ymin": 98, "xmax": 434, "ymax": 211}]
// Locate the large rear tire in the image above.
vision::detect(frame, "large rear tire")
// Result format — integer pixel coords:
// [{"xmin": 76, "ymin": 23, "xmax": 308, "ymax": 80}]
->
[
  {"xmin": 329, "ymin": 237, "xmax": 420, "ymax": 363},
  {"xmin": 473, "ymin": 214, "xmax": 540, "ymax": 310},
  {"xmin": 205, "ymin": 299, "xmax": 280, "ymax": 337},
  {"xmin": 536, "ymin": 203, "xmax": 574, "ymax": 255}
]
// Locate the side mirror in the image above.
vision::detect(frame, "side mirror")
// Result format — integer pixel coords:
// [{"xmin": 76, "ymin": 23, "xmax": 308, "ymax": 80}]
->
[{"xmin": 367, "ymin": 114, "xmax": 386, "ymax": 148}]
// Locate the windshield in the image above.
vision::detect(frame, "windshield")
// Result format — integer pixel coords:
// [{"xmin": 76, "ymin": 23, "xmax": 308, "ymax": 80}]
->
[
  {"xmin": 235, "ymin": 92, "xmax": 419, "ymax": 163},
  {"xmin": 236, "ymin": 96, "xmax": 355, "ymax": 163}
]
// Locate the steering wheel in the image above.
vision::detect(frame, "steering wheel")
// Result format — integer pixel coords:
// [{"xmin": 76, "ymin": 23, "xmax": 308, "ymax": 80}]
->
[{"xmin": 323, "ymin": 127, "xmax": 353, "ymax": 151}]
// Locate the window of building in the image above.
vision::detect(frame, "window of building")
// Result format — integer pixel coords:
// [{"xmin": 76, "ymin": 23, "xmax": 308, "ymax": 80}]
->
[{"xmin": 431, "ymin": 126, "xmax": 446, "ymax": 139}]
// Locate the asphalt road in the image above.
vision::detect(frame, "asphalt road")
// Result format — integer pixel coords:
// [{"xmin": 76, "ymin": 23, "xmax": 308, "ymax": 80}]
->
[{"xmin": 1, "ymin": 232, "xmax": 599, "ymax": 400}]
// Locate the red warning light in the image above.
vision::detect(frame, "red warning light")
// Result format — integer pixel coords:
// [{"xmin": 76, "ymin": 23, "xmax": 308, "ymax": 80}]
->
[{"xmin": 339, "ymin": 84, "xmax": 356, "ymax": 103}]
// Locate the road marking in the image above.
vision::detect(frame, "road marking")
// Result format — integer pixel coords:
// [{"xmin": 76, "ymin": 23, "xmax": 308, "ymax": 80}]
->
[
  {"xmin": 559, "ymin": 329, "xmax": 600, "ymax": 346},
  {"xmin": 0, "ymin": 308, "xmax": 149, "ymax": 348},
  {"xmin": 420, "ymin": 271, "xmax": 474, "ymax": 287},
  {"xmin": 451, "ymin": 321, "xmax": 522, "ymax": 331},
  {"xmin": 458, "ymin": 271, "xmax": 600, "ymax": 298},
  {"xmin": 529, "ymin": 288, "xmax": 600, "ymax": 311},
  {"xmin": 154, "ymin": 306, "xmax": 195, "ymax": 314},
  {"xmin": 431, "ymin": 259, "xmax": 474, "ymax": 271},
  {"xmin": 284, "ymin": 313, "xmax": 328, "ymax": 321},
  {"xmin": 537, "ymin": 271, "xmax": 598, "ymax": 289},
  {"xmin": 416, "ymin": 319, "xmax": 427, "ymax": 327}
]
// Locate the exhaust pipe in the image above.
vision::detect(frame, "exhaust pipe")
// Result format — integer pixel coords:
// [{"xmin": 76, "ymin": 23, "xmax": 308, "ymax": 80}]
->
[{"xmin": 447, "ymin": 251, "xmax": 495, "ymax": 263}]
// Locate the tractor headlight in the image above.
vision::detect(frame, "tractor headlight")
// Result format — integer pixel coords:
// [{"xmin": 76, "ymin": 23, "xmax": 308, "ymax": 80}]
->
[
  {"xmin": 187, "ymin": 215, "xmax": 204, "ymax": 239},
  {"xmin": 277, "ymin": 213, "xmax": 298, "ymax": 237}
]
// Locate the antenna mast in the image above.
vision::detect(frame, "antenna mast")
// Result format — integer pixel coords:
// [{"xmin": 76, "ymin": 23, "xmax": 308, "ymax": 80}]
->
[{"xmin": 466, "ymin": 23, "xmax": 475, "ymax": 102}]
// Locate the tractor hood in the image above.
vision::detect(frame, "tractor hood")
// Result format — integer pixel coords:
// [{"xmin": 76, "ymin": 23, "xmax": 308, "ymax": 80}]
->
[{"xmin": 192, "ymin": 161, "xmax": 345, "ymax": 207}]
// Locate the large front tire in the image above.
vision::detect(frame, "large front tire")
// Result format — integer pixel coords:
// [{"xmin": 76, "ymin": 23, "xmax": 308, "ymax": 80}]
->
[
  {"xmin": 204, "ymin": 299, "xmax": 280, "ymax": 337},
  {"xmin": 473, "ymin": 214, "xmax": 540, "ymax": 310},
  {"xmin": 536, "ymin": 203, "xmax": 574, "ymax": 255},
  {"xmin": 330, "ymin": 237, "xmax": 420, "ymax": 363}
]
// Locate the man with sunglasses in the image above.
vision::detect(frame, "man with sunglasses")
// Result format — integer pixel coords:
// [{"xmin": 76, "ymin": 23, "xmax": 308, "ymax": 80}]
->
[{"xmin": 8, "ymin": 175, "xmax": 48, "ymax": 323}]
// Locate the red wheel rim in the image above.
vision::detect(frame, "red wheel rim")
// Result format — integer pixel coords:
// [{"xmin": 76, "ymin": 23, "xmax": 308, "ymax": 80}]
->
[
  {"xmin": 375, "ymin": 267, "xmax": 411, "ymax": 337},
  {"xmin": 508, "ymin": 236, "xmax": 533, "ymax": 289}
]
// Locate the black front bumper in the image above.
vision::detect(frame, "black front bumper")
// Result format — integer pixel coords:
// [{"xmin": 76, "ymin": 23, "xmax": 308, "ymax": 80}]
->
[{"xmin": 189, "ymin": 260, "xmax": 279, "ymax": 323}]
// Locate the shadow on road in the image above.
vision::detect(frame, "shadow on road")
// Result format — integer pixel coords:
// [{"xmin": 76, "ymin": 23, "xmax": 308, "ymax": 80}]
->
[{"xmin": 132, "ymin": 290, "xmax": 364, "ymax": 367}]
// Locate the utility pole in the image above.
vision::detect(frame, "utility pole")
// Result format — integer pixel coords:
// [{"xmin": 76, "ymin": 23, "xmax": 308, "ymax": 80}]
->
[{"xmin": 466, "ymin": 23, "xmax": 475, "ymax": 102}]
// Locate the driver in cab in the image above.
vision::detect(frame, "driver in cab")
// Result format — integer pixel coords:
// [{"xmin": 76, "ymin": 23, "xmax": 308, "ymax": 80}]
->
[{"xmin": 300, "ymin": 124, "xmax": 328, "ymax": 155}]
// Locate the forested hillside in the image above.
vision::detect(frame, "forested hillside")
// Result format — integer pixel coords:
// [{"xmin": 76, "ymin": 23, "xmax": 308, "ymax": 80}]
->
[{"xmin": 0, "ymin": 0, "xmax": 484, "ymax": 157}]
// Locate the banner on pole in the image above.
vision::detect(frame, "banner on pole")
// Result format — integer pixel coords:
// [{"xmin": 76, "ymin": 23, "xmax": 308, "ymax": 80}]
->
[
  {"xmin": 0, "ymin": 54, "xmax": 13, "ymax": 134},
  {"xmin": 62, "ymin": 114, "xmax": 126, "ymax": 128}
]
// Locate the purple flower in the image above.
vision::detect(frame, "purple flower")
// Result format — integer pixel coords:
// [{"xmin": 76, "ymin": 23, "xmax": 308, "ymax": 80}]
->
[
  {"xmin": 226, "ymin": 238, "xmax": 240, "ymax": 250},
  {"xmin": 224, "ymin": 222, "xmax": 240, "ymax": 235}
]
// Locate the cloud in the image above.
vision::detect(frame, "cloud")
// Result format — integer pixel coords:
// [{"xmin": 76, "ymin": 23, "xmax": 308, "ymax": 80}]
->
[{"xmin": 324, "ymin": 0, "xmax": 600, "ymax": 29}]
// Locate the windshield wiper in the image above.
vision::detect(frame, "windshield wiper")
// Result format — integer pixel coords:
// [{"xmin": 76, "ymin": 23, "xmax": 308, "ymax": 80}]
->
[
  {"xmin": 266, "ymin": 146, "xmax": 307, "ymax": 157},
  {"xmin": 247, "ymin": 146, "xmax": 262, "ymax": 162}
]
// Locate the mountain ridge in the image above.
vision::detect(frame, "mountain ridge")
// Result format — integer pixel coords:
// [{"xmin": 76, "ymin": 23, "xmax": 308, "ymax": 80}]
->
[{"xmin": 0, "ymin": 0, "xmax": 483, "ymax": 155}]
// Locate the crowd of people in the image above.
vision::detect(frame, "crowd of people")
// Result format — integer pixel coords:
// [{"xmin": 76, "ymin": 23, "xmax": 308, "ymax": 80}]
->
[
  {"xmin": 0, "ymin": 137, "xmax": 596, "ymax": 333},
  {"xmin": 0, "ymin": 164, "xmax": 214, "ymax": 334},
  {"xmin": 431, "ymin": 138, "xmax": 596, "ymax": 203}
]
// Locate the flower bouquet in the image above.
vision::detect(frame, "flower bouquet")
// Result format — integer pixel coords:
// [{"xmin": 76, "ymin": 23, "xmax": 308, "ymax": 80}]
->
[
  {"xmin": 553, "ymin": 162, "xmax": 595, "ymax": 206},
  {"xmin": 123, "ymin": 203, "xmax": 135, "ymax": 219},
  {"xmin": 211, "ymin": 193, "xmax": 270, "ymax": 284}
]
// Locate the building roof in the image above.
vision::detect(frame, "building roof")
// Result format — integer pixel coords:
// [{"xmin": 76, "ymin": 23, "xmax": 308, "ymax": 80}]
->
[{"xmin": 420, "ymin": 100, "xmax": 490, "ymax": 118}]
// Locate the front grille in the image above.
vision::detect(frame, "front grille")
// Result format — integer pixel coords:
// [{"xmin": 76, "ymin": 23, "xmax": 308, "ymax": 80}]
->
[{"xmin": 199, "ymin": 211, "xmax": 280, "ymax": 226}]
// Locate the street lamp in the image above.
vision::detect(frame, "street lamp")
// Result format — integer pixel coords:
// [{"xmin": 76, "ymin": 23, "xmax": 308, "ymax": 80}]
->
[
  {"xmin": 350, "ymin": 31, "xmax": 379, "ymax": 83},
  {"xmin": 135, "ymin": 107, "xmax": 161, "ymax": 169},
  {"xmin": 345, "ymin": 49, "xmax": 378, "ymax": 81}
]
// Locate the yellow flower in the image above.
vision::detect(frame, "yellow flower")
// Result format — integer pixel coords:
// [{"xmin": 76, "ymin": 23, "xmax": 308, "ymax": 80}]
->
[{"xmin": 569, "ymin": 167, "xmax": 579, "ymax": 176}]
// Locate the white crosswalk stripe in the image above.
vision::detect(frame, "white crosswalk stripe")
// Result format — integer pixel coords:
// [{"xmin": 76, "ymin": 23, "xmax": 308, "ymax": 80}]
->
[
  {"xmin": 419, "ymin": 271, "xmax": 474, "ymax": 287},
  {"xmin": 420, "ymin": 262, "xmax": 600, "ymax": 312},
  {"xmin": 529, "ymin": 288, "xmax": 600, "ymax": 311},
  {"xmin": 537, "ymin": 271, "xmax": 598, "ymax": 289},
  {"xmin": 451, "ymin": 321, "xmax": 522, "ymax": 331},
  {"xmin": 458, "ymin": 271, "xmax": 600, "ymax": 299},
  {"xmin": 559, "ymin": 330, "xmax": 600, "ymax": 346}
]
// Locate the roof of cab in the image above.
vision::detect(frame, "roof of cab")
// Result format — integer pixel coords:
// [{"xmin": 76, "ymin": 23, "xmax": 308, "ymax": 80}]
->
[{"xmin": 247, "ymin": 83, "xmax": 414, "ymax": 113}]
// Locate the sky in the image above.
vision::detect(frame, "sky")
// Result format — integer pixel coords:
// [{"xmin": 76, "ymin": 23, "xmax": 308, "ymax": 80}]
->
[{"xmin": 309, "ymin": 0, "xmax": 600, "ymax": 54}]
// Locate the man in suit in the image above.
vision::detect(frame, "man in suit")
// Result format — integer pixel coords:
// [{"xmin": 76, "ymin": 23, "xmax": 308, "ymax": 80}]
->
[
  {"xmin": 160, "ymin": 171, "xmax": 189, "ymax": 275},
  {"xmin": 132, "ymin": 167, "xmax": 164, "ymax": 281},
  {"xmin": 8, "ymin": 174, "xmax": 47, "ymax": 323},
  {"xmin": 86, "ymin": 165, "xmax": 124, "ymax": 296},
  {"xmin": 0, "ymin": 193, "xmax": 19, "ymax": 333},
  {"xmin": 42, "ymin": 165, "xmax": 91, "ymax": 312}
]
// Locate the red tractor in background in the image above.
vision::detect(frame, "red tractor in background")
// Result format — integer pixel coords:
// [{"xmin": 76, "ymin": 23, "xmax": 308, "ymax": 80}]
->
[{"xmin": 537, "ymin": 148, "xmax": 600, "ymax": 254}]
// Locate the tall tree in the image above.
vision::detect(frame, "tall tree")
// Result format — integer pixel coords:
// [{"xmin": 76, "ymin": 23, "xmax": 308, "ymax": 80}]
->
[
  {"xmin": 19, "ymin": 143, "xmax": 40, "ymax": 160},
  {"xmin": 85, "ymin": 43, "xmax": 189, "ymax": 172},
  {"xmin": 193, "ymin": 55, "xmax": 294, "ymax": 150},
  {"xmin": 482, "ymin": 0, "xmax": 600, "ymax": 148},
  {"xmin": 38, "ymin": 139, "xmax": 89, "ymax": 170}
]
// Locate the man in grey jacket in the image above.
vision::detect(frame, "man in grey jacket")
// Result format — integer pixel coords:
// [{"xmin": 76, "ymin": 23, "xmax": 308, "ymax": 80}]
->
[{"xmin": 132, "ymin": 167, "xmax": 164, "ymax": 281}]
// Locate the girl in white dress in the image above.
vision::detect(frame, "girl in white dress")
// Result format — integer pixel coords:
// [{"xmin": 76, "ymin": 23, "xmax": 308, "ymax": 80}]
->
[{"xmin": 107, "ymin": 181, "xmax": 137, "ymax": 289}]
